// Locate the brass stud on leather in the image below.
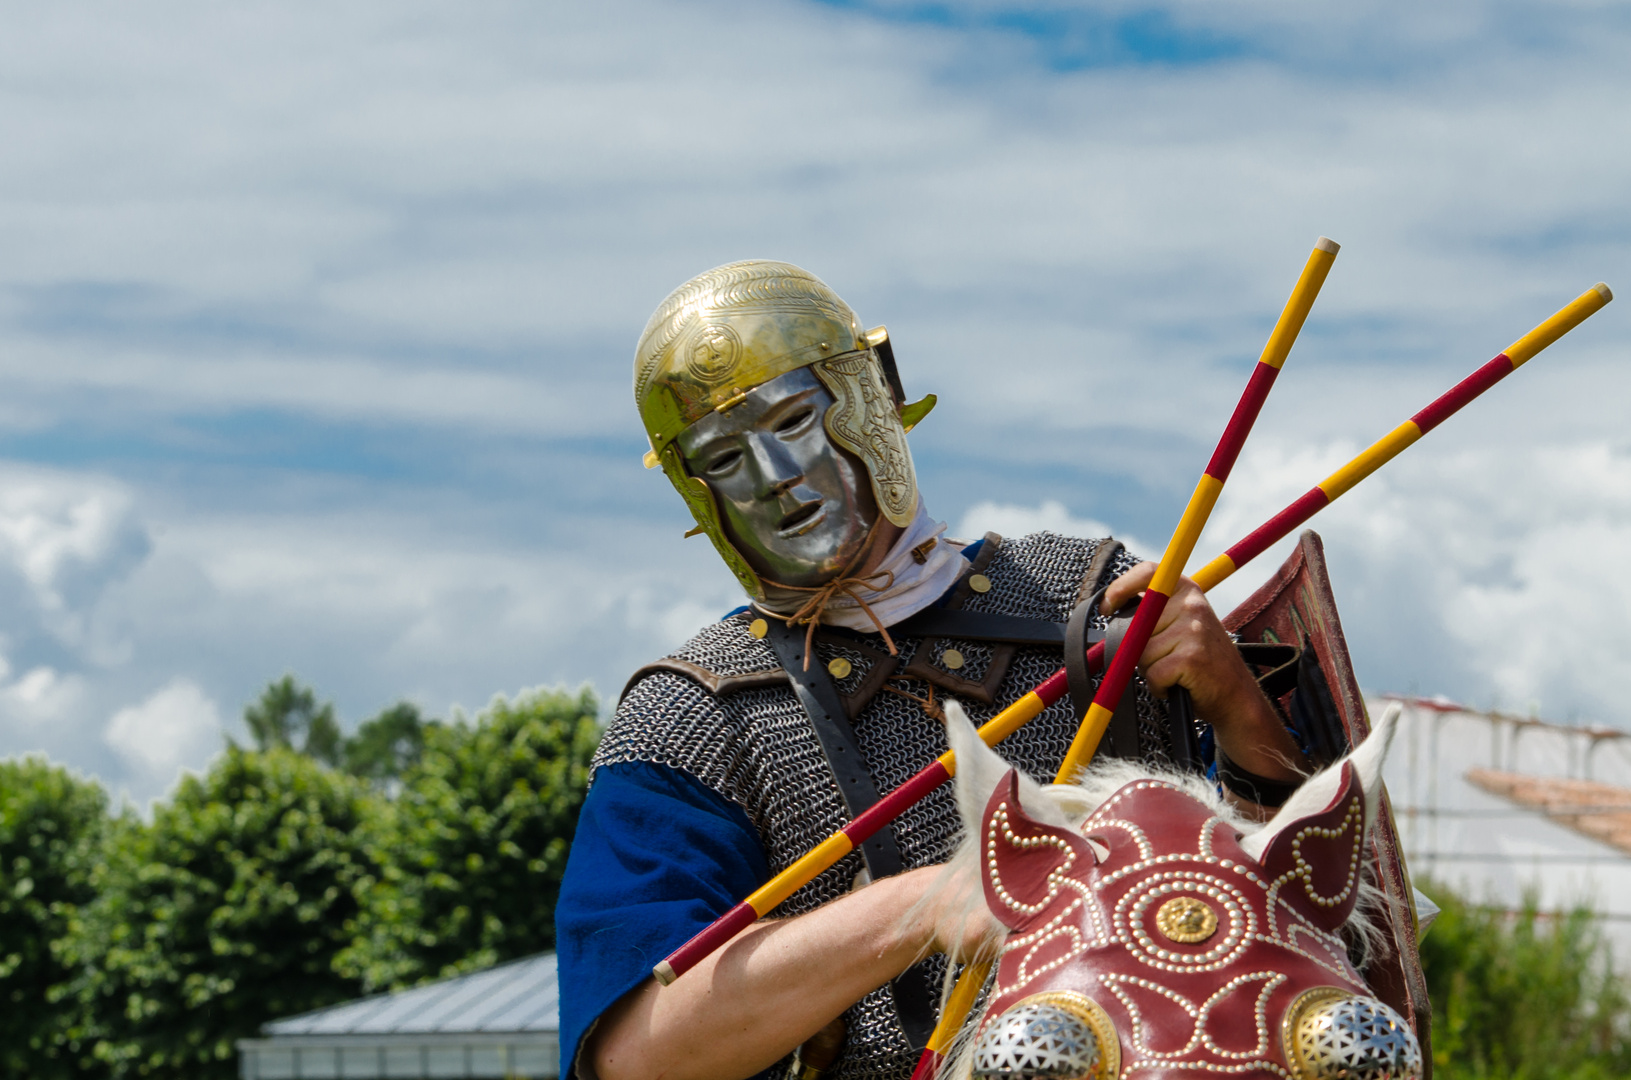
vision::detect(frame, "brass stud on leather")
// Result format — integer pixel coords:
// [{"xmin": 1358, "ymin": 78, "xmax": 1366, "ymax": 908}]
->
[
  {"xmin": 969, "ymin": 573, "xmax": 992, "ymax": 593},
  {"xmin": 749, "ymin": 618, "xmax": 769, "ymax": 639},
  {"xmin": 828, "ymin": 657, "xmax": 853, "ymax": 679},
  {"xmin": 942, "ymin": 649, "xmax": 965, "ymax": 670},
  {"xmin": 1155, "ymin": 896, "xmax": 1219, "ymax": 943}
]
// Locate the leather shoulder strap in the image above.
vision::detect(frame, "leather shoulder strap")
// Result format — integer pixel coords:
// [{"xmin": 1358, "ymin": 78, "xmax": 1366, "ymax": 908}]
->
[
  {"xmin": 760, "ymin": 617, "xmax": 938, "ymax": 1048},
  {"xmin": 760, "ymin": 619, "xmax": 902, "ymax": 879},
  {"xmin": 619, "ymin": 657, "xmax": 787, "ymax": 703}
]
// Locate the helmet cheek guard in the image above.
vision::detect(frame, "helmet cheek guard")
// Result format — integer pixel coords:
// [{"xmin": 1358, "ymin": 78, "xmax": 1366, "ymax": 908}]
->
[
  {"xmin": 653, "ymin": 440, "xmax": 764, "ymax": 600},
  {"xmin": 634, "ymin": 260, "xmax": 936, "ymax": 598},
  {"xmin": 812, "ymin": 350, "xmax": 918, "ymax": 529}
]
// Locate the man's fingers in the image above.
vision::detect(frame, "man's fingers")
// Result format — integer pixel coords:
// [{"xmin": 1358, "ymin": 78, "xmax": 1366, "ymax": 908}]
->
[{"xmin": 1101, "ymin": 562, "xmax": 1157, "ymax": 614}]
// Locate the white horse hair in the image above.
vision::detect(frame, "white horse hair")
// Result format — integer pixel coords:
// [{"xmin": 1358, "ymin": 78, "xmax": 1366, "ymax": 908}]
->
[{"xmin": 905, "ymin": 701, "xmax": 1403, "ymax": 1077}]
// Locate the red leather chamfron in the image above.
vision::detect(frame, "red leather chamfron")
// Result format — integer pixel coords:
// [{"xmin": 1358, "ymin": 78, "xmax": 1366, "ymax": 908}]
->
[
  {"xmin": 1258, "ymin": 762, "xmax": 1367, "ymax": 932},
  {"xmin": 979, "ymin": 775, "xmax": 1370, "ymax": 1078},
  {"xmin": 981, "ymin": 770, "xmax": 1101, "ymax": 932}
]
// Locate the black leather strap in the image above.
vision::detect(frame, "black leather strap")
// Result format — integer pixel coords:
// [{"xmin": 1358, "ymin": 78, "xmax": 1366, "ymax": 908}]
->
[
  {"xmin": 761, "ymin": 620, "xmax": 901, "ymax": 875},
  {"xmin": 1216, "ymin": 747, "xmax": 1301, "ymax": 808},
  {"xmin": 1063, "ymin": 539, "xmax": 1146, "ymax": 762},
  {"xmin": 1063, "ymin": 590, "xmax": 1102, "ymax": 749},
  {"xmin": 760, "ymin": 618, "xmax": 937, "ymax": 1048},
  {"xmin": 891, "ymin": 608, "xmax": 1071, "ymax": 646}
]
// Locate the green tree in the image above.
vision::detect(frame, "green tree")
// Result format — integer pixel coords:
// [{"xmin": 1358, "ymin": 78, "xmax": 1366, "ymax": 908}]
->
[
  {"xmin": 1419, "ymin": 881, "xmax": 1631, "ymax": 1080},
  {"xmin": 343, "ymin": 702, "xmax": 434, "ymax": 784},
  {"xmin": 0, "ymin": 757, "xmax": 109, "ymax": 1078},
  {"xmin": 60, "ymin": 747, "xmax": 380, "ymax": 1078},
  {"xmin": 339, "ymin": 686, "xmax": 599, "ymax": 990},
  {"xmin": 242, "ymin": 676, "xmax": 342, "ymax": 767}
]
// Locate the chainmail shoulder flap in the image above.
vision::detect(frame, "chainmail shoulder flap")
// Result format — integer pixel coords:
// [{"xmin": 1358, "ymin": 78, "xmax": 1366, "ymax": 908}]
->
[{"xmin": 594, "ymin": 532, "xmax": 1173, "ymax": 1080}]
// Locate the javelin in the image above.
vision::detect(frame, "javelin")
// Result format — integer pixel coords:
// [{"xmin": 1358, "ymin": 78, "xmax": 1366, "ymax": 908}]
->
[
  {"xmin": 656, "ymin": 236, "xmax": 1341, "ymax": 985},
  {"xmin": 655, "ymin": 280, "xmax": 1610, "ymax": 988}
]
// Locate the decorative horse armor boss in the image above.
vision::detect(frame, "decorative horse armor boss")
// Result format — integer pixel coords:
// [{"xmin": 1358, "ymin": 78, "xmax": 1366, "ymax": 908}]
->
[{"xmin": 935, "ymin": 700, "xmax": 1422, "ymax": 1080}]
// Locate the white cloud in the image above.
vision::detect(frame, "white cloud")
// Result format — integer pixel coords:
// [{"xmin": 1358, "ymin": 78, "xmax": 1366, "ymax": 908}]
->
[
  {"xmin": 0, "ymin": 666, "xmax": 87, "ymax": 729},
  {"xmin": 0, "ymin": 465, "xmax": 148, "ymax": 649},
  {"xmin": 104, "ymin": 678, "xmax": 223, "ymax": 784}
]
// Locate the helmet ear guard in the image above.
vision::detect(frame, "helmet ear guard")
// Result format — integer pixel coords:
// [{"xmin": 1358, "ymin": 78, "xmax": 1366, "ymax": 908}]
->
[
  {"xmin": 863, "ymin": 325, "xmax": 937, "ymax": 433},
  {"xmin": 811, "ymin": 349, "xmax": 918, "ymax": 528}
]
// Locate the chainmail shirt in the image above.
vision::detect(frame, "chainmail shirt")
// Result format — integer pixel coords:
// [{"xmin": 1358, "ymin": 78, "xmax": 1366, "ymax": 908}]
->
[{"xmin": 592, "ymin": 532, "xmax": 1174, "ymax": 1080}]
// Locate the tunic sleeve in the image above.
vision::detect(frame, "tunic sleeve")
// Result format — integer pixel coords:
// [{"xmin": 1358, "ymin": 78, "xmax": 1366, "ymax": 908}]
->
[{"xmin": 555, "ymin": 759, "xmax": 770, "ymax": 1079}]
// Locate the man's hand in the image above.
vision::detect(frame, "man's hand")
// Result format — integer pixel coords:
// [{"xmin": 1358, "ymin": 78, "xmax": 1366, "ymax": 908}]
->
[{"xmin": 1102, "ymin": 562, "xmax": 1303, "ymax": 785}]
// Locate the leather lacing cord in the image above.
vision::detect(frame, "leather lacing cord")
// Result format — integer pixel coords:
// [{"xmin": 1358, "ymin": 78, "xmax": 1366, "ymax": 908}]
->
[
  {"xmin": 759, "ymin": 516, "xmax": 898, "ymax": 670},
  {"xmin": 878, "ymin": 677, "xmax": 944, "ymax": 722}
]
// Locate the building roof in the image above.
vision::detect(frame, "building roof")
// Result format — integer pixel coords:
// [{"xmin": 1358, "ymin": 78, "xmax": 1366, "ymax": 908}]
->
[
  {"xmin": 264, "ymin": 952, "xmax": 559, "ymax": 1037},
  {"xmin": 1467, "ymin": 768, "xmax": 1631, "ymax": 856}
]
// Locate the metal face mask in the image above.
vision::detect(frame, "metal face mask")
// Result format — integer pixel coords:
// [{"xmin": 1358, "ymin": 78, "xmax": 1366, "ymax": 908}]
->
[
  {"xmin": 634, "ymin": 259, "xmax": 935, "ymax": 600},
  {"xmin": 677, "ymin": 368, "xmax": 878, "ymax": 590}
]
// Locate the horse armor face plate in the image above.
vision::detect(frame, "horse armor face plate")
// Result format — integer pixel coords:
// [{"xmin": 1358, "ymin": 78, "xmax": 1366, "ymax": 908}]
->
[{"xmin": 971, "ymin": 767, "xmax": 1422, "ymax": 1080}]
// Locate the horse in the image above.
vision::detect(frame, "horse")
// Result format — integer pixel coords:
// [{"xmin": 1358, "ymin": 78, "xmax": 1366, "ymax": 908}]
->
[{"xmin": 918, "ymin": 699, "xmax": 1423, "ymax": 1080}]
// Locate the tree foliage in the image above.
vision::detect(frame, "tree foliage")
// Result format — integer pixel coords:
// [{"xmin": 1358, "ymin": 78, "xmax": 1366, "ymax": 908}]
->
[
  {"xmin": 60, "ymin": 748, "xmax": 377, "ymax": 1078},
  {"xmin": 1419, "ymin": 880, "xmax": 1631, "ymax": 1080},
  {"xmin": 343, "ymin": 702, "xmax": 434, "ymax": 784},
  {"xmin": 242, "ymin": 676, "xmax": 343, "ymax": 767},
  {"xmin": 6, "ymin": 677, "xmax": 600, "ymax": 1076},
  {"xmin": 0, "ymin": 757, "xmax": 108, "ymax": 1078},
  {"xmin": 339, "ymin": 686, "xmax": 599, "ymax": 990}
]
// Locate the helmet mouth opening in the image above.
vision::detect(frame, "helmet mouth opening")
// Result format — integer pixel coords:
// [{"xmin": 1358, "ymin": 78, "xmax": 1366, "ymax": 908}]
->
[{"xmin": 777, "ymin": 500, "xmax": 825, "ymax": 536}]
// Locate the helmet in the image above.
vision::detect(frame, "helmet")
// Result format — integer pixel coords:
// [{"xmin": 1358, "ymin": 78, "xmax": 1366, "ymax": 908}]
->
[{"xmin": 634, "ymin": 260, "xmax": 935, "ymax": 599}]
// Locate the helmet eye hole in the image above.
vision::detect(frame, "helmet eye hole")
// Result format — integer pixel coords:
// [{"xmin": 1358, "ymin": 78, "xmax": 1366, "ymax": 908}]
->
[
  {"xmin": 703, "ymin": 449, "xmax": 743, "ymax": 475},
  {"xmin": 774, "ymin": 406, "xmax": 817, "ymax": 435}
]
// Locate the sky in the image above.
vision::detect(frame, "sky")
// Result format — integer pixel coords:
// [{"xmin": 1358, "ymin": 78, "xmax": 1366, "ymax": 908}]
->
[{"xmin": 0, "ymin": 0, "xmax": 1627, "ymax": 803}]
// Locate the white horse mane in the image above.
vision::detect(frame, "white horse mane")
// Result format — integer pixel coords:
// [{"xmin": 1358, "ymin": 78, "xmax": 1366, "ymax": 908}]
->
[{"xmin": 906, "ymin": 701, "xmax": 1402, "ymax": 1078}]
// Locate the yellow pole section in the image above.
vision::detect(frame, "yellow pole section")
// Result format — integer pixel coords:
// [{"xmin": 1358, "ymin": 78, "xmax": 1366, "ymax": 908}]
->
[{"xmin": 1506, "ymin": 283, "xmax": 1612, "ymax": 365}]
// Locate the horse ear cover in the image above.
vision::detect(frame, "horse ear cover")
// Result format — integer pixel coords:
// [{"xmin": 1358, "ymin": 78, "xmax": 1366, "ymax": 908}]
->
[{"xmin": 979, "ymin": 769, "xmax": 1103, "ymax": 932}]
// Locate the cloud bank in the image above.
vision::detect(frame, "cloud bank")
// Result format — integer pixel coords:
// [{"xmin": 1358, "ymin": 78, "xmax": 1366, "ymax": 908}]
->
[{"xmin": 0, "ymin": 0, "xmax": 1627, "ymax": 798}]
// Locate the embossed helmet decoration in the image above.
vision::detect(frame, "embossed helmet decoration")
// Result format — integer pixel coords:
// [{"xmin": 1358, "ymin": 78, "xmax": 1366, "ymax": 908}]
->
[
  {"xmin": 940, "ymin": 706, "xmax": 1423, "ymax": 1080},
  {"xmin": 634, "ymin": 260, "xmax": 934, "ymax": 599}
]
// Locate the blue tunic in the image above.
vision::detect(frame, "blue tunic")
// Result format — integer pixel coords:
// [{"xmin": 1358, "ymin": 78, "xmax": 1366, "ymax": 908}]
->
[{"xmin": 555, "ymin": 760, "xmax": 769, "ymax": 1078}]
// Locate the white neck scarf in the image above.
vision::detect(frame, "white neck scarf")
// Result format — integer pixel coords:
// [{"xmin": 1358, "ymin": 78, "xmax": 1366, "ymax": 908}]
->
[{"xmin": 757, "ymin": 500, "xmax": 968, "ymax": 633}]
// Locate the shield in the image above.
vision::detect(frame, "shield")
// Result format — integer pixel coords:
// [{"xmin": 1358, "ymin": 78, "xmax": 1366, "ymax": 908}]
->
[{"xmin": 1222, "ymin": 529, "xmax": 1433, "ymax": 1070}]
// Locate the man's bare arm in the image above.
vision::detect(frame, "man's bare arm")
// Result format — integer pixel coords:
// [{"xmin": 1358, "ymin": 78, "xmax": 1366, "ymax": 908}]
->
[{"xmin": 590, "ymin": 865, "xmax": 988, "ymax": 1080}]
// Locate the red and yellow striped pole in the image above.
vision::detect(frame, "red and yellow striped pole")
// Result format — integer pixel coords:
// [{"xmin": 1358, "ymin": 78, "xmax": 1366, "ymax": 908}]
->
[
  {"xmin": 910, "ymin": 282, "xmax": 1612, "ymax": 1079},
  {"xmin": 1053, "ymin": 237, "xmax": 1338, "ymax": 780},
  {"xmin": 1190, "ymin": 282, "xmax": 1612, "ymax": 591},
  {"xmin": 653, "ymin": 278, "xmax": 1612, "ymax": 992}
]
